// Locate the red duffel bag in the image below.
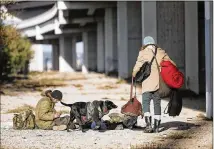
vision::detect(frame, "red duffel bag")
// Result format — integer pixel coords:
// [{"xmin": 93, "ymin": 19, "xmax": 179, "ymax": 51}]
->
[{"xmin": 160, "ymin": 60, "xmax": 184, "ymax": 89}]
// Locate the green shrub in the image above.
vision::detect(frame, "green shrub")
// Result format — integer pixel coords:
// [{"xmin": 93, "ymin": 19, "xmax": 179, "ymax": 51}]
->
[{"xmin": 0, "ymin": 25, "xmax": 33, "ymax": 77}]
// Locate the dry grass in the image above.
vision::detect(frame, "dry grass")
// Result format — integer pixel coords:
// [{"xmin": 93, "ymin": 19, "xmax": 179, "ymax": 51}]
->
[
  {"xmin": 102, "ymin": 97, "xmax": 110, "ymax": 99},
  {"xmin": 15, "ymin": 79, "xmax": 66, "ymax": 88},
  {"xmin": 130, "ymin": 143, "xmax": 166, "ymax": 149},
  {"xmin": 196, "ymin": 113, "xmax": 213, "ymax": 121},
  {"xmin": 29, "ymin": 71, "xmax": 86, "ymax": 81},
  {"xmin": 72, "ymin": 84, "xmax": 83, "ymax": 90},
  {"xmin": 5, "ymin": 104, "xmax": 35, "ymax": 113},
  {"xmin": 1, "ymin": 78, "xmax": 67, "ymax": 96},
  {"xmin": 165, "ymin": 131, "xmax": 192, "ymax": 139},
  {"xmin": 116, "ymin": 79, "xmax": 127, "ymax": 84},
  {"xmin": 97, "ymin": 84, "xmax": 118, "ymax": 90},
  {"xmin": 1, "ymin": 71, "xmax": 87, "ymax": 96},
  {"xmin": 5, "ymin": 104, "xmax": 69, "ymax": 114},
  {"xmin": 120, "ymin": 97, "xmax": 127, "ymax": 101}
]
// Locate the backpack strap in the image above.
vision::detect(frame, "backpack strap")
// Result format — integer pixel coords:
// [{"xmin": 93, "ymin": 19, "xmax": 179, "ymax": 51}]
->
[
  {"xmin": 149, "ymin": 45, "xmax": 158, "ymax": 65},
  {"xmin": 164, "ymin": 102, "xmax": 169, "ymax": 114}
]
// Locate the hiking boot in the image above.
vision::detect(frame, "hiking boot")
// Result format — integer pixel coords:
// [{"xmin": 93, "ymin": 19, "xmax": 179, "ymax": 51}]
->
[
  {"xmin": 153, "ymin": 119, "xmax": 161, "ymax": 133},
  {"xmin": 53, "ymin": 125, "xmax": 67, "ymax": 131},
  {"xmin": 144, "ymin": 116, "xmax": 153, "ymax": 133}
]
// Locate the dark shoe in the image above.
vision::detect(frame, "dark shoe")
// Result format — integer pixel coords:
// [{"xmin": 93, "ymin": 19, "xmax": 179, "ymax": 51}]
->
[
  {"xmin": 144, "ymin": 116, "xmax": 153, "ymax": 133},
  {"xmin": 153, "ymin": 119, "xmax": 161, "ymax": 133}
]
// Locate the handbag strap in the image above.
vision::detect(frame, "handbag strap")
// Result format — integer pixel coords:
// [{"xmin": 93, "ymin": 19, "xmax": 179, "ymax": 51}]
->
[
  {"xmin": 130, "ymin": 77, "xmax": 137, "ymax": 101},
  {"xmin": 130, "ymin": 77, "xmax": 134, "ymax": 99}
]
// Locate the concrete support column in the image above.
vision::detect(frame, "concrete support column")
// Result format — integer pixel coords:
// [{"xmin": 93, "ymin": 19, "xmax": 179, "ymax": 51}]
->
[
  {"xmin": 105, "ymin": 7, "xmax": 117, "ymax": 74},
  {"xmin": 82, "ymin": 32, "xmax": 89, "ymax": 73},
  {"xmin": 72, "ymin": 36, "xmax": 77, "ymax": 70},
  {"xmin": 29, "ymin": 44, "xmax": 44, "ymax": 72},
  {"xmin": 97, "ymin": 21, "xmax": 105, "ymax": 73},
  {"xmin": 157, "ymin": 2, "xmax": 185, "ymax": 81},
  {"xmin": 185, "ymin": 2, "xmax": 199, "ymax": 93},
  {"xmin": 82, "ymin": 31, "xmax": 97, "ymax": 72},
  {"xmin": 141, "ymin": 1, "xmax": 157, "ymax": 43},
  {"xmin": 204, "ymin": 1, "xmax": 213, "ymax": 118},
  {"xmin": 59, "ymin": 36, "xmax": 74, "ymax": 72},
  {"xmin": 117, "ymin": 1, "xmax": 142, "ymax": 78},
  {"xmin": 52, "ymin": 44, "xmax": 59, "ymax": 71}
]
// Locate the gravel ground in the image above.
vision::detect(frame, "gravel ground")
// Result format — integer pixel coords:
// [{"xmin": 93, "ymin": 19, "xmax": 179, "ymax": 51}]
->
[{"xmin": 0, "ymin": 73, "xmax": 212, "ymax": 149}]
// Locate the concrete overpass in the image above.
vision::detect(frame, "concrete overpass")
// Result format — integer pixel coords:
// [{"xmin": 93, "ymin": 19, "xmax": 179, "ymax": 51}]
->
[{"xmin": 3, "ymin": 1, "xmax": 213, "ymax": 118}]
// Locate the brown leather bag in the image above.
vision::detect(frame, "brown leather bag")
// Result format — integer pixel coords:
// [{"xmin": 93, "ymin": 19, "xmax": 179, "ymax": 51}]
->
[{"xmin": 121, "ymin": 77, "xmax": 143, "ymax": 117}]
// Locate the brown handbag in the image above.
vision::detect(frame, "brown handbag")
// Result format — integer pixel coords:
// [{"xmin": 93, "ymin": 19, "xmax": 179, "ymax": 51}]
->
[{"xmin": 121, "ymin": 77, "xmax": 143, "ymax": 117}]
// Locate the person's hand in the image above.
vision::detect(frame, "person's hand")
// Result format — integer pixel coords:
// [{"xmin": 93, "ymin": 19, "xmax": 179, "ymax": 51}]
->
[{"xmin": 54, "ymin": 112, "xmax": 61, "ymax": 118}]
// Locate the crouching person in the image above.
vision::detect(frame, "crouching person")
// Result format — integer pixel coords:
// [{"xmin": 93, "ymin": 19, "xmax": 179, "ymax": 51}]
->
[{"xmin": 35, "ymin": 90, "xmax": 70, "ymax": 131}]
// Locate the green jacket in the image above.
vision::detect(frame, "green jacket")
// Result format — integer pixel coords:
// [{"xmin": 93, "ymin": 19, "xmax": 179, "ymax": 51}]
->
[{"xmin": 35, "ymin": 91, "xmax": 56, "ymax": 130}]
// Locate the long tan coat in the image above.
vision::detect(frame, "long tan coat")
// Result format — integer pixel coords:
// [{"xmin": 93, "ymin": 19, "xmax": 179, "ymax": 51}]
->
[
  {"xmin": 132, "ymin": 45, "xmax": 176, "ymax": 94},
  {"xmin": 35, "ymin": 91, "xmax": 56, "ymax": 130}
]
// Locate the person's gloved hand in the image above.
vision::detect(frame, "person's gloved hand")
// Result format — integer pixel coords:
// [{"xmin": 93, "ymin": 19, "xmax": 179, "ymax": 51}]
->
[{"xmin": 91, "ymin": 120, "xmax": 107, "ymax": 130}]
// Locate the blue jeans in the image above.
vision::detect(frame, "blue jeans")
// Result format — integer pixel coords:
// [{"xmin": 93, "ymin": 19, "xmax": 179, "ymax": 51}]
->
[{"xmin": 142, "ymin": 91, "xmax": 161, "ymax": 115}]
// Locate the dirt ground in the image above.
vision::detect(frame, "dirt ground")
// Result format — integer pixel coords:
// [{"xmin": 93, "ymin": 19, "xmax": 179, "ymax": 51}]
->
[{"xmin": 0, "ymin": 72, "xmax": 213, "ymax": 149}]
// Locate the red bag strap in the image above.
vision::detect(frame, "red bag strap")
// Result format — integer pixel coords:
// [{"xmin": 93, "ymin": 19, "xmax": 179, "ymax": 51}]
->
[
  {"xmin": 130, "ymin": 77, "xmax": 137, "ymax": 101},
  {"xmin": 130, "ymin": 77, "xmax": 134, "ymax": 99}
]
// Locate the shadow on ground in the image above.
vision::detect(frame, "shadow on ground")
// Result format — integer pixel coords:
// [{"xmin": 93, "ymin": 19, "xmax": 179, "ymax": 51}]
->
[{"xmin": 160, "ymin": 121, "xmax": 200, "ymax": 132}]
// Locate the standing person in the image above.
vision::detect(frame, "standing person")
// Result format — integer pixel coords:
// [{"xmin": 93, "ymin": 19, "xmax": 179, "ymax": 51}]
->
[
  {"xmin": 132, "ymin": 36, "xmax": 176, "ymax": 133},
  {"xmin": 35, "ymin": 90, "xmax": 71, "ymax": 131}
]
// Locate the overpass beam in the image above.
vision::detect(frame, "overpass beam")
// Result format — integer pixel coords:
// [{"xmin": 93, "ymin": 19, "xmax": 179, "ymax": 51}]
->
[
  {"xmin": 104, "ymin": 7, "xmax": 117, "ymax": 74},
  {"xmin": 117, "ymin": 1, "xmax": 142, "ymax": 78}
]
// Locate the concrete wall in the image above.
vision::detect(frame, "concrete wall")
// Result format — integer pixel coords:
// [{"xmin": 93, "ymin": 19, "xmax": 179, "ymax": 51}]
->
[
  {"xmin": 157, "ymin": 2, "xmax": 185, "ymax": 74},
  {"xmin": 83, "ymin": 31, "xmax": 97, "ymax": 71},
  {"xmin": 185, "ymin": 2, "xmax": 199, "ymax": 93},
  {"xmin": 105, "ymin": 7, "xmax": 118, "ymax": 74},
  {"xmin": 97, "ymin": 21, "xmax": 105, "ymax": 72}
]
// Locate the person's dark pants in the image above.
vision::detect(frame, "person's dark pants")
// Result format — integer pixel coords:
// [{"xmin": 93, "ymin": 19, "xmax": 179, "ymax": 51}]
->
[{"xmin": 142, "ymin": 91, "xmax": 161, "ymax": 115}]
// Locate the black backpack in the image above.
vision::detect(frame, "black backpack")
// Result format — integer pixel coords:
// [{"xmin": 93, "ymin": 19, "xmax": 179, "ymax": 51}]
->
[
  {"xmin": 164, "ymin": 89, "xmax": 182, "ymax": 116},
  {"xmin": 135, "ymin": 45, "xmax": 157, "ymax": 83}
]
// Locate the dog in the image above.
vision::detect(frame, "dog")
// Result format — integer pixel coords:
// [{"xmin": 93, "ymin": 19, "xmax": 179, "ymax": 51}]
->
[{"xmin": 60, "ymin": 100, "xmax": 118, "ymax": 132}]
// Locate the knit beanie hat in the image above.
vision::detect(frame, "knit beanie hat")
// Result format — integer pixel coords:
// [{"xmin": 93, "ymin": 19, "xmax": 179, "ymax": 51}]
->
[
  {"xmin": 51, "ymin": 90, "xmax": 63, "ymax": 100},
  {"xmin": 143, "ymin": 36, "xmax": 155, "ymax": 45}
]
